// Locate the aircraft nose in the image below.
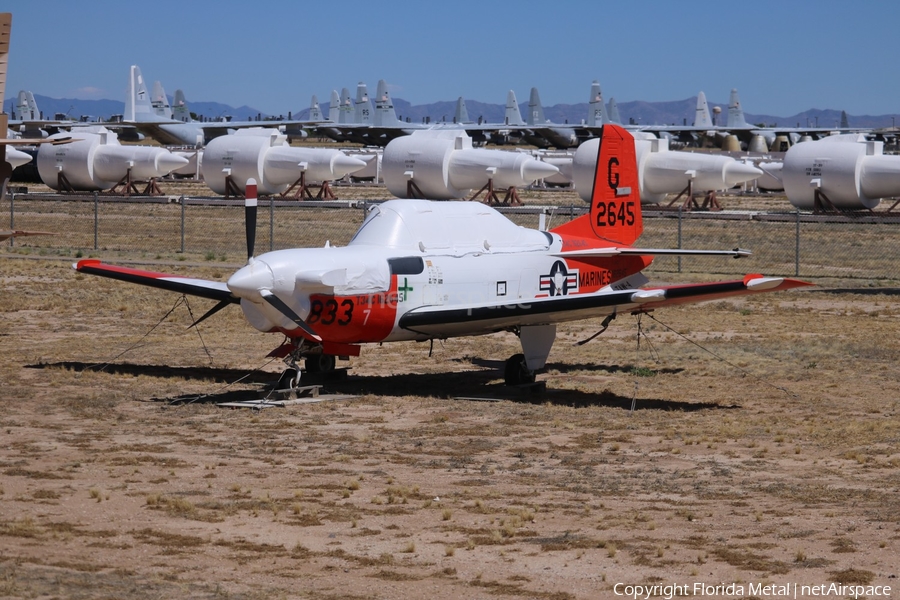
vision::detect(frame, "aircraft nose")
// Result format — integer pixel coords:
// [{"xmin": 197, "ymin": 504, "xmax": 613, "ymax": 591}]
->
[
  {"xmin": 723, "ymin": 161, "xmax": 763, "ymax": 186},
  {"xmin": 227, "ymin": 259, "xmax": 274, "ymax": 299}
]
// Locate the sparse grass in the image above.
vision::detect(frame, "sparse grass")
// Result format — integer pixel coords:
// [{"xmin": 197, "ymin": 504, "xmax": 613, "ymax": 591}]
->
[{"xmin": 2, "ymin": 243, "xmax": 900, "ymax": 598}]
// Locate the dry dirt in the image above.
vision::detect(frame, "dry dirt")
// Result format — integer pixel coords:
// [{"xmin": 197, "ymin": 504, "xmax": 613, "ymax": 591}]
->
[{"xmin": 1, "ymin": 252, "xmax": 899, "ymax": 599}]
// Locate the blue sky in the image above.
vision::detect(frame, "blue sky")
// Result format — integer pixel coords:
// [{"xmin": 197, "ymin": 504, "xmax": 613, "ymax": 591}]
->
[{"xmin": 5, "ymin": 0, "xmax": 900, "ymax": 117}]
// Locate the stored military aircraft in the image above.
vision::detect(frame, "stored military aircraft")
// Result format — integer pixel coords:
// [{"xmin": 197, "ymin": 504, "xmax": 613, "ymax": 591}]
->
[
  {"xmin": 124, "ymin": 66, "xmax": 322, "ymax": 146},
  {"xmin": 522, "ymin": 87, "xmax": 578, "ymax": 149},
  {"xmin": 6, "ymin": 90, "xmax": 75, "ymax": 139},
  {"xmin": 314, "ymin": 82, "xmax": 531, "ymax": 147},
  {"xmin": 74, "ymin": 124, "xmax": 810, "ymax": 387}
]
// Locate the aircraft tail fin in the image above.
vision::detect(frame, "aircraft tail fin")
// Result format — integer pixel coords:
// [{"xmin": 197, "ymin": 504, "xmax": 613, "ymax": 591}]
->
[
  {"xmin": 840, "ymin": 110, "xmax": 849, "ymax": 129},
  {"xmin": 172, "ymin": 89, "xmax": 190, "ymax": 122},
  {"xmin": 13, "ymin": 90, "xmax": 28, "ymax": 120},
  {"xmin": 726, "ymin": 88, "xmax": 748, "ymax": 128},
  {"xmin": 308, "ymin": 95, "xmax": 323, "ymax": 121},
  {"xmin": 550, "ymin": 124, "xmax": 642, "ymax": 246},
  {"xmin": 587, "ymin": 80, "xmax": 607, "ymax": 127},
  {"xmin": 354, "ymin": 82, "xmax": 372, "ymax": 125},
  {"xmin": 373, "ymin": 79, "xmax": 399, "ymax": 127},
  {"xmin": 327, "ymin": 90, "xmax": 339, "ymax": 122},
  {"xmin": 25, "ymin": 91, "xmax": 39, "ymax": 120},
  {"xmin": 607, "ymin": 97, "xmax": 621, "ymax": 125},
  {"xmin": 151, "ymin": 81, "xmax": 172, "ymax": 119},
  {"xmin": 454, "ymin": 97, "xmax": 470, "ymax": 124},
  {"xmin": 125, "ymin": 65, "xmax": 157, "ymax": 123},
  {"xmin": 527, "ymin": 87, "xmax": 546, "ymax": 126},
  {"xmin": 504, "ymin": 90, "xmax": 524, "ymax": 126},
  {"xmin": 694, "ymin": 91, "xmax": 713, "ymax": 128},
  {"xmin": 339, "ymin": 87, "xmax": 353, "ymax": 124}
]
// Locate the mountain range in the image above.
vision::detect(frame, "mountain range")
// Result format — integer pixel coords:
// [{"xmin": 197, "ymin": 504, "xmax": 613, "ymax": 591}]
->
[{"xmin": 6, "ymin": 93, "xmax": 898, "ymax": 130}]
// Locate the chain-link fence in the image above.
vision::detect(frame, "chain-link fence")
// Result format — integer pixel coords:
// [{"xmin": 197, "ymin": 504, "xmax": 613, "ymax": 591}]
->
[{"xmin": 4, "ymin": 193, "xmax": 899, "ymax": 286}]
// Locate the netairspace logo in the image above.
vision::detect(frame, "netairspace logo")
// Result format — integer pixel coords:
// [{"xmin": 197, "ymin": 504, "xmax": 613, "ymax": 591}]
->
[{"xmin": 613, "ymin": 581, "xmax": 892, "ymax": 599}]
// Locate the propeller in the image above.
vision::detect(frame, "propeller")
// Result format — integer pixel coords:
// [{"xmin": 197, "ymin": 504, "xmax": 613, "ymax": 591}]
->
[
  {"xmin": 227, "ymin": 178, "xmax": 322, "ymax": 342},
  {"xmin": 260, "ymin": 290, "xmax": 322, "ymax": 342},
  {"xmin": 245, "ymin": 178, "xmax": 258, "ymax": 261}
]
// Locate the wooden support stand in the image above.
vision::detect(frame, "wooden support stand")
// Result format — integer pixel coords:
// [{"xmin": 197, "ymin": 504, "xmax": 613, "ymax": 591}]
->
[
  {"xmin": 57, "ymin": 171, "xmax": 77, "ymax": 193},
  {"xmin": 281, "ymin": 172, "xmax": 337, "ymax": 200},
  {"xmin": 469, "ymin": 179, "xmax": 523, "ymax": 206},
  {"xmin": 406, "ymin": 178, "xmax": 425, "ymax": 199},
  {"xmin": 812, "ymin": 188, "xmax": 840, "ymax": 214},
  {"xmin": 666, "ymin": 180, "xmax": 722, "ymax": 211},
  {"xmin": 223, "ymin": 175, "xmax": 244, "ymax": 199}
]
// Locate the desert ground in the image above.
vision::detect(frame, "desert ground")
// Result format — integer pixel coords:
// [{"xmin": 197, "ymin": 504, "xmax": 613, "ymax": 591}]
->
[{"xmin": 1, "ymin": 184, "xmax": 899, "ymax": 599}]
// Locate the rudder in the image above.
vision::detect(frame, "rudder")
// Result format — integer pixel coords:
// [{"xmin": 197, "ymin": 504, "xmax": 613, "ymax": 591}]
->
[{"xmin": 551, "ymin": 124, "xmax": 642, "ymax": 246}]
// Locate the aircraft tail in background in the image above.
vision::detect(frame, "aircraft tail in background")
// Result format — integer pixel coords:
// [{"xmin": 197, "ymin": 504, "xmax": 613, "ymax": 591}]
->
[
  {"xmin": 354, "ymin": 82, "xmax": 373, "ymax": 125},
  {"xmin": 338, "ymin": 88, "xmax": 353, "ymax": 124},
  {"xmin": 454, "ymin": 97, "xmax": 471, "ymax": 124},
  {"xmin": 172, "ymin": 90, "xmax": 190, "ymax": 122},
  {"xmin": 125, "ymin": 65, "xmax": 158, "ymax": 123},
  {"xmin": 587, "ymin": 81, "xmax": 608, "ymax": 127},
  {"xmin": 12, "ymin": 90, "xmax": 30, "ymax": 120},
  {"xmin": 308, "ymin": 95, "xmax": 324, "ymax": 122},
  {"xmin": 504, "ymin": 90, "xmax": 524, "ymax": 126},
  {"xmin": 151, "ymin": 81, "xmax": 172, "ymax": 120},
  {"xmin": 726, "ymin": 88, "xmax": 749, "ymax": 128},
  {"xmin": 694, "ymin": 91, "xmax": 713, "ymax": 128},
  {"xmin": 527, "ymin": 87, "xmax": 547, "ymax": 126},
  {"xmin": 373, "ymin": 79, "xmax": 400, "ymax": 127},
  {"xmin": 607, "ymin": 97, "xmax": 621, "ymax": 125}
]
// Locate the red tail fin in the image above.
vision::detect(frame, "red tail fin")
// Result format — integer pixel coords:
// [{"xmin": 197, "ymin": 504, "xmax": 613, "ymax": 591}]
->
[{"xmin": 551, "ymin": 124, "xmax": 643, "ymax": 246}]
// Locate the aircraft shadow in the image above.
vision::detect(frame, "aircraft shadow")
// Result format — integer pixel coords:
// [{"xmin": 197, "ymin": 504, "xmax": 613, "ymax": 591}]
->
[
  {"xmin": 467, "ymin": 357, "xmax": 684, "ymax": 376},
  {"xmin": 27, "ymin": 361, "xmax": 278, "ymax": 385},
  {"xmin": 326, "ymin": 370, "xmax": 734, "ymax": 412},
  {"xmin": 818, "ymin": 287, "xmax": 900, "ymax": 296},
  {"xmin": 30, "ymin": 360, "xmax": 733, "ymax": 412}
]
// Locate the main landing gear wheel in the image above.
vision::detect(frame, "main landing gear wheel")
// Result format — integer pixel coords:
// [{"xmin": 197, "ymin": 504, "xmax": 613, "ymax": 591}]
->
[
  {"xmin": 305, "ymin": 354, "xmax": 336, "ymax": 374},
  {"xmin": 504, "ymin": 353, "xmax": 535, "ymax": 386}
]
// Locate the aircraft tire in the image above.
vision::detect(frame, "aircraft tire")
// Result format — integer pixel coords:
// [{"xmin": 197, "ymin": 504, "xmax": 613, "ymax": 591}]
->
[
  {"xmin": 504, "ymin": 353, "xmax": 535, "ymax": 386},
  {"xmin": 305, "ymin": 354, "xmax": 336, "ymax": 374},
  {"xmin": 276, "ymin": 367, "xmax": 300, "ymax": 390}
]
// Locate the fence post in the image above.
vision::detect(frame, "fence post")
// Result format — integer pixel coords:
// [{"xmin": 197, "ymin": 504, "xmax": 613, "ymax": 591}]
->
[
  {"xmin": 677, "ymin": 207, "xmax": 683, "ymax": 273},
  {"xmin": 8, "ymin": 191, "xmax": 13, "ymax": 248},
  {"xmin": 795, "ymin": 209, "xmax": 800, "ymax": 277},
  {"xmin": 270, "ymin": 197, "xmax": 274, "ymax": 252},
  {"xmin": 93, "ymin": 192, "xmax": 99, "ymax": 250},
  {"xmin": 180, "ymin": 196, "xmax": 186, "ymax": 254}
]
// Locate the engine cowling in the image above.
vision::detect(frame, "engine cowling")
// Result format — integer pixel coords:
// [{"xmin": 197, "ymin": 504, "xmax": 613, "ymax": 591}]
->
[
  {"xmin": 383, "ymin": 130, "xmax": 559, "ymax": 199},
  {"xmin": 781, "ymin": 134, "xmax": 900, "ymax": 210},
  {"xmin": 36, "ymin": 127, "xmax": 188, "ymax": 191},
  {"xmin": 201, "ymin": 129, "xmax": 366, "ymax": 195}
]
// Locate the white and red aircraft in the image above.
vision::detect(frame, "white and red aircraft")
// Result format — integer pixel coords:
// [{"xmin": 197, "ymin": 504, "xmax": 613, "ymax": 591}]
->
[{"xmin": 75, "ymin": 124, "xmax": 811, "ymax": 386}]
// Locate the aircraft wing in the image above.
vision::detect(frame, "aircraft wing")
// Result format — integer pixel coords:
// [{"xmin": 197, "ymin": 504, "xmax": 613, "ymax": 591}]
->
[
  {"xmin": 0, "ymin": 230, "xmax": 54, "ymax": 242},
  {"xmin": 0, "ymin": 136, "xmax": 76, "ymax": 145},
  {"xmin": 74, "ymin": 260, "xmax": 236, "ymax": 304},
  {"xmin": 554, "ymin": 247, "xmax": 751, "ymax": 259},
  {"xmin": 398, "ymin": 275, "xmax": 812, "ymax": 335}
]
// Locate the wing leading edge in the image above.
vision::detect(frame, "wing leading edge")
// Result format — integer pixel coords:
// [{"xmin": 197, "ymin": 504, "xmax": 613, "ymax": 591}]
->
[
  {"xmin": 74, "ymin": 260, "xmax": 236, "ymax": 304},
  {"xmin": 399, "ymin": 275, "xmax": 812, "ymax": 334}
]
